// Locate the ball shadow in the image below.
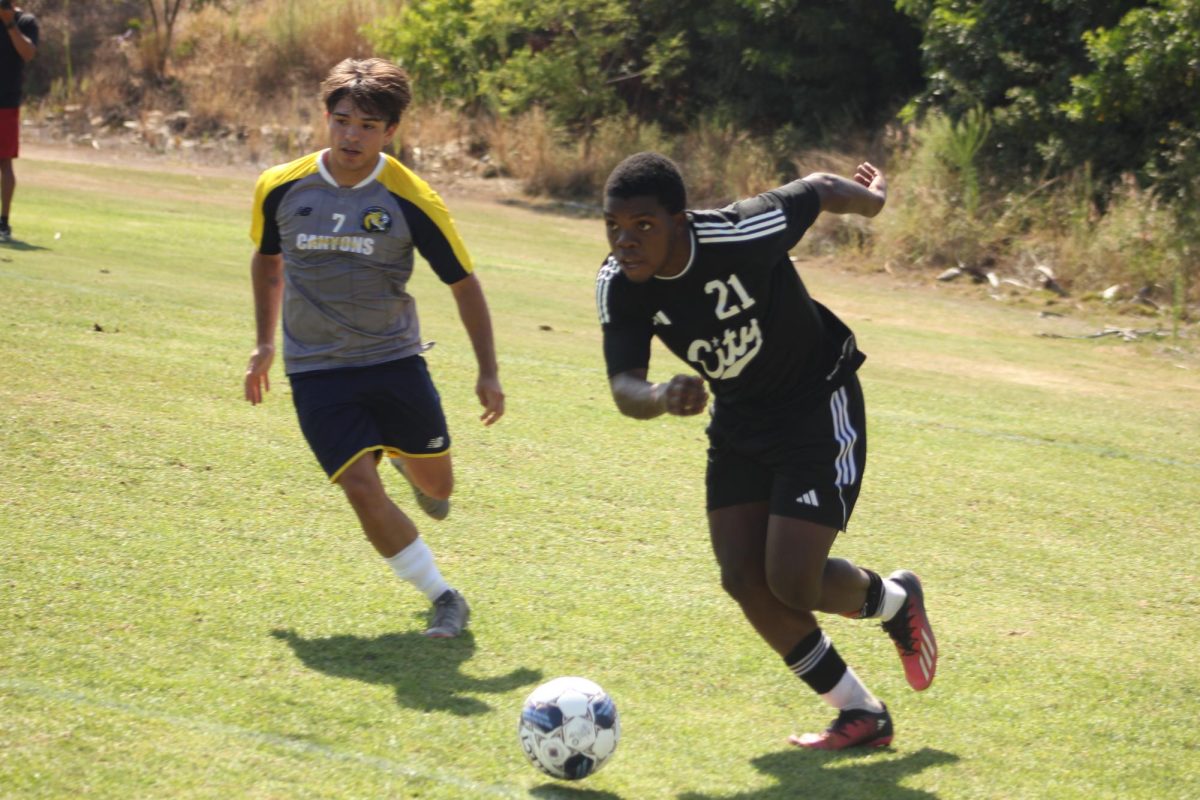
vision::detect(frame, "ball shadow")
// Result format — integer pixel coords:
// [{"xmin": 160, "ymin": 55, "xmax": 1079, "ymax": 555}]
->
[{"xmin": 529, "ymin": 783, "xmax": 625, "ymax": 800}]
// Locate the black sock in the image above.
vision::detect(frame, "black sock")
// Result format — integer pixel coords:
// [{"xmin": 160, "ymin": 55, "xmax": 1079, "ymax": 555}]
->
[
  {"xmin": 859, "ymin": 569, "xmax": 884, "ymax": 618},
  {"xmin": 784, "ymin": 628, "xmax": 848, "ymax": 695}
]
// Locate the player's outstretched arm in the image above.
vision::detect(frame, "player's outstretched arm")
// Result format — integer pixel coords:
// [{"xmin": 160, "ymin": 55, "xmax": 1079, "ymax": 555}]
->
[
  {"xmin": 449, "ymin": 274, "xmax": 505, "ymax": 425},
  {"xmin": 803, "ymin": 162, "xmax": 887, "ymax": 218},
  {"xmin": 245, "ymin": 251, "xmax": 283, "ymax": 405},
  {"xmin": 610, "ymin": 369, "xmax": 708, "ymax": 420},
  {"xmin": 1, "ymin": 9, "xmax": 37, "ymax": 62}
]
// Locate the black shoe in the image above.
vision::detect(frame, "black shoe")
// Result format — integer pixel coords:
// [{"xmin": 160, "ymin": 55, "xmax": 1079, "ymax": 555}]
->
[{"xmin": 424, "ymin": 589, "xmax": 469, "ymax": 638}]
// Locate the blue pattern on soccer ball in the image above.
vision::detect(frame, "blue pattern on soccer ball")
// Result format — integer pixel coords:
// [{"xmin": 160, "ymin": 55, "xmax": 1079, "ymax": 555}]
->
[
  {"xmin": 591, "ymin": 696, "xmax": 616, "ymax": 728},
  {"xmin": 521, "ymin": 703, "xmax": 563, "ymax": 733},
  {"xmin": 563, "ymin": 753, "xmax": 595, "ymax": 780}
]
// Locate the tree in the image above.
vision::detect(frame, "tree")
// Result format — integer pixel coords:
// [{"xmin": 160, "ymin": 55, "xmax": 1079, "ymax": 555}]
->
[
  {"xmin": 896, "ymin": 0, "xmax": 1145, "ymax": 177},
  {"xmin": 140, "ymin": 0, "xmax": 221, "ymax": 77},
  {"xmin": 1067, "ymin": 0, "xmax": 1200, "ymax": 318},
  {"xmin": 1067, "ymin": 0, "xmax": 1200, "ymax": 200},
  {"xmin": 369, "ymin": 0, "xmax": 922, "ymax": 142}
]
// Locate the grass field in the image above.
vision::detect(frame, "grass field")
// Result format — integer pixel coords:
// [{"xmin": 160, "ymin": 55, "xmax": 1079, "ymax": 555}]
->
[{"xmin": 2, "ymin": 152, "xmax": 1199, "ymax": 799}]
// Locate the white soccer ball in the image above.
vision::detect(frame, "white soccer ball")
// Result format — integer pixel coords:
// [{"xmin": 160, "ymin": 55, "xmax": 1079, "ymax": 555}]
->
[{"xmin": 518, "ymin": 676, "xmax": 620, "ymax": 781}]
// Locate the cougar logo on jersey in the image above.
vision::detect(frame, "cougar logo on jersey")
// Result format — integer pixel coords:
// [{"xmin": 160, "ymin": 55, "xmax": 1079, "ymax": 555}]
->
[
  {"xmin": 686, "ymin": 318, "xmax": 763, "ymax": 380},
  {"xmin": 361, "ymin": 207, "xmax": 392, "ymax": 233}
]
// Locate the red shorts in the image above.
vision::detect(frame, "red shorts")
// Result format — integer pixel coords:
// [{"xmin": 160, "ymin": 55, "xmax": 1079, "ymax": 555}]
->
[{"xmin": 0, "ymin": 107, "xmax": 19, "ymax": 159}]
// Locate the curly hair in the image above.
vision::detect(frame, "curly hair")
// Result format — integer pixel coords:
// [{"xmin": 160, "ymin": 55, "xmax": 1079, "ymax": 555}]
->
[
  {"xmin": 604, "ymin": 152, "xmax": 687, "ymax": 214},
  {"xmin": 321, "ymin": 58, "xmax": 412, "ymax": 127}
]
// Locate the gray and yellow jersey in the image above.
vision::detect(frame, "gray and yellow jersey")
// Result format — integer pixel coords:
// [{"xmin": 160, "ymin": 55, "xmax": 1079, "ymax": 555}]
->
[{"xmin": 250, "ymin": 150, "xmax": 473, "ymax": 374}]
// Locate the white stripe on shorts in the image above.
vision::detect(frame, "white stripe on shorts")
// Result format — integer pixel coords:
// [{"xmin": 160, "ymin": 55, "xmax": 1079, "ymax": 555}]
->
[{"xmin": 830, "ymin": 386, "xmax": 860, "ymax": 528}]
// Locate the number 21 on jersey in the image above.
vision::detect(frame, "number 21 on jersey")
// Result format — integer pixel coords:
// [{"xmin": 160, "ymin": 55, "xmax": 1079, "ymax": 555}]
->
[{"xmin": 705, "ymin": 275, "xmax": 755, "ymax": 320}]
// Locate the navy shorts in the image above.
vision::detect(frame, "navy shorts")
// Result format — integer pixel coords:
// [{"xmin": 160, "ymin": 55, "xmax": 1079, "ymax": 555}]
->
[
  {"xmin": 288, "ymin": 356, "xmax": 450, "ymax": 482},
  {"xmin": 705, "ymin": 373, "xmax": 867, "ymax": 530}
]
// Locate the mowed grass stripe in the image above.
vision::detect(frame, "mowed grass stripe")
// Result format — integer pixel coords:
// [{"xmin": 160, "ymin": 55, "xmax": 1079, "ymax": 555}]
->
[{"xmin": 1, "ymin": 678, "xmax": 527, "ymax": 799}]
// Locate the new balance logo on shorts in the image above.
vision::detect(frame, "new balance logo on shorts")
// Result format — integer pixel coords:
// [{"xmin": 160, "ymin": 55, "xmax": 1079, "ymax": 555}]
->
[
  {"xmin": 796, "ymin": 490, "xmax": 819, "ymax": 507},
  {"xmin": 426, "ymin": 436, "xmax": 445, "ymax": 449}
]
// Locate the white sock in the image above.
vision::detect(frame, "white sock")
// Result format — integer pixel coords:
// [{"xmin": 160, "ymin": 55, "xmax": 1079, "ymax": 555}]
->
[
  {"xmin": 878, "ymin": 578, "xmax": 907, "ymax": 622},
  {"xmin": 821, "ymin": 667, "xmax": 885, "ymax": 713},
  {"xmin": 385, "ymin": 538, "xmax": 450, "ymax": 601}
]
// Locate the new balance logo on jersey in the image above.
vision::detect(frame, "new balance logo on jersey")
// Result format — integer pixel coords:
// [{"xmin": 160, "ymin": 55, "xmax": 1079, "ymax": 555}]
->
[
  {"xmin": 296, "ymin": 207, "xmax": 313, "ymax": 217},
  {"xmin": 796, "ymin": 490, "xmax": 819, "ymax": 507},
  {"xmin": 426, "ymin": 436, "xmax": 446, "ymax": 450},
  {"xmin": 653, "ymin": 311, "xmax": 672, "ymax": 326}
]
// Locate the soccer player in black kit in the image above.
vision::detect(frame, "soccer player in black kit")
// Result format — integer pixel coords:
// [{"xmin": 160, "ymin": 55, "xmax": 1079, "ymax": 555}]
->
[{"xmin": 595, "ymin": 152, "xmax": 937, "ymax": 749}]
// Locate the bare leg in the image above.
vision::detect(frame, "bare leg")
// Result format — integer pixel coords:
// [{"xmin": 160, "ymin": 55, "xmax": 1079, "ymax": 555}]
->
[
  {"xmin": 396, "ymin": 452, "xmax": 454, "ymax": 500},
  {"xmin": 764, "ymin": 515, "xmax": 870, "ymax": 616},
  {"xmin": 709, "ymin": 503, "xmax": 819, "ymax": 656},
  {"xmin": 0, "ymin": 158, "xmax": 14, "ymax": 220},
  {"xmin": 711, "ymin": 504, "xmax": 874, "ymax": 656},
  {"xmin": 337, "ymin": 452, "xmax": 419, "ymax": 558}
]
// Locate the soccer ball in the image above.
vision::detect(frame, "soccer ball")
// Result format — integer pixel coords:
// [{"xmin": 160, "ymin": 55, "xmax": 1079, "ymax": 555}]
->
[{"xmin": 518, "ymin": 676, "xmax": 620, "ymax": 781}]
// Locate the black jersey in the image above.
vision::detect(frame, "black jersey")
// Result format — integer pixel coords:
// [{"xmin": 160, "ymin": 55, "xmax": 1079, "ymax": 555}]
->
[
  {"xmin": 596, "ymin": 179, "xmax": 865, "ymax": 418},
  {"xmin": 0, "ymin": 12, "xmax": 39, "ymax": 108}
]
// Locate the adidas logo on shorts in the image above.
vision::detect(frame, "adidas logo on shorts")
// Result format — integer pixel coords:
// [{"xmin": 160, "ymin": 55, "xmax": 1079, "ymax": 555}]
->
[{"xmin": 796, "ymin": 490, "xmax": 819, "ymax": 507}]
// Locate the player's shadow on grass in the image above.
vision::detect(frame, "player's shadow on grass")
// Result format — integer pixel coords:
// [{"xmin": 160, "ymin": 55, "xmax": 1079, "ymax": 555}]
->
[
  {"xmin": 271, "ymin": 628, "xmax": 542, "ymax": 716},
  {"xmin": 0, "ymin": 238, "xmax": 50, "ymax": 252},
  {"xmin": 677, "ymin": 746, "xmax": 958, "ymax": 800}
]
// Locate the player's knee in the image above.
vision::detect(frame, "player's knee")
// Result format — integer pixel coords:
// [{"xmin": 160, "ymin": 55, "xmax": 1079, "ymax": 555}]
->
[
  {"xmin": 339, "ymin": 471, "xmax": 384, "ymax": 508},
  {"xmin": 422, "ymin": 472, "xmax": 453, "ymax": 500},
  {"xmin": 718, "ymin": 563, "xmax": 767, "ymax": 604},
  {"xmin": 766, "ymin": 565, "xmax": 821, "ymax": 611}
]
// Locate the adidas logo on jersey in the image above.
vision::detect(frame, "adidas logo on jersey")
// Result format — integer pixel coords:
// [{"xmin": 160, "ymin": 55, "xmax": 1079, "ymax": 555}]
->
[{"xmin": 796, "ymin": 490, "xmax": 819, "ymax": 507}]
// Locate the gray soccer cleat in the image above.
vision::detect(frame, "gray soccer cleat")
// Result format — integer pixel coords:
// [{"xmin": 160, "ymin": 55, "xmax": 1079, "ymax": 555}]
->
[
  {"xmin": 389, "ymin": 457, "xmax": 450, "ymax": 520},
  {"xmin": 424, "ymin": 589, "xmax": 470, "ymax": 638}
]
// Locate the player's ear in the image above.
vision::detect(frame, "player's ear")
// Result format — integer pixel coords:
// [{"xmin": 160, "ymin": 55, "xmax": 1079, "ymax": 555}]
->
[{"xmin": 384, "ymin": 122, "xmax": 400, "ymax": 142}]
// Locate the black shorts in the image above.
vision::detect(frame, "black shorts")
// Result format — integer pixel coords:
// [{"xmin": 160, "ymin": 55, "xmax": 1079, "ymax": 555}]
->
[
  {"xmin": 705, "ymin": 373, "xmax": 867, "ymax": 530},
  {"xmin": 288, "ymin": 356, "xmax": 450, "ymax": 482}
]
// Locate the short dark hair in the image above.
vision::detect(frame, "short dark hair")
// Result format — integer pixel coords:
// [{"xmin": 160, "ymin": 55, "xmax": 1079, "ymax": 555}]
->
[
  {"xmin": 321, "ymin": 58, "xmax": 412, "ymax": 127},
  {"xmin": 604, "ymin": 152, "xmax": 687, "ymax": 214}
]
